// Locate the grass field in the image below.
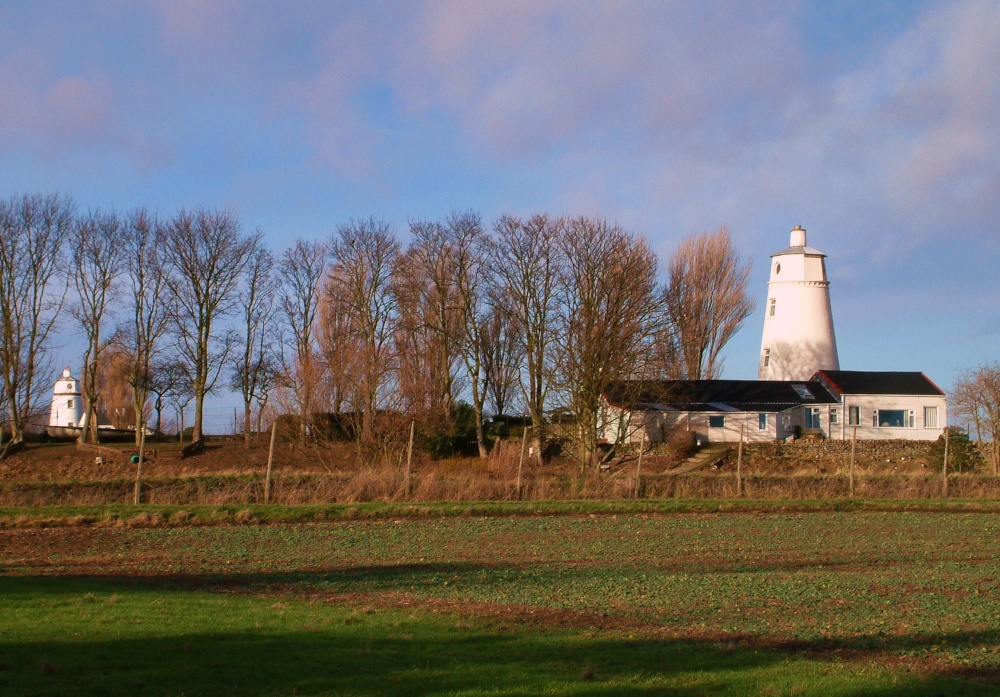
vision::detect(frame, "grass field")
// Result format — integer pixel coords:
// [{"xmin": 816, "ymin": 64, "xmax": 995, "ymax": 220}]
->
[{"xmin": 2, "ymin": 505, "xmax": 1000, "ymax": 695}]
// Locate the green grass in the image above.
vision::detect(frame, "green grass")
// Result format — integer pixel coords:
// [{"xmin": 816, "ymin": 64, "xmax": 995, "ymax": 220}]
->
[
  {"xmin": 5, "ymin": 497, "xmax": 1000, "ymax": 527},
  {"xmin": 3, "ymin": 509, "xmax": 1000, "ymax": 694},
  {"xmin": 0, "ymin": 576, "xmax": 988, "ymax": 696}
]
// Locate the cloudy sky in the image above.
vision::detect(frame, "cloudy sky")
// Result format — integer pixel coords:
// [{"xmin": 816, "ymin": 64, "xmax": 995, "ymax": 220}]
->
[{"xmin": 2, "ymin": 1, "xmax": 997, "ymax": 425}]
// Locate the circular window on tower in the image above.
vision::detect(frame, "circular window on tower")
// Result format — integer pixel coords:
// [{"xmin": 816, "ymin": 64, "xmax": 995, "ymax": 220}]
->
[{"xmin": 775, "ymin": 263, "xmax": 781, "ymax": 275}]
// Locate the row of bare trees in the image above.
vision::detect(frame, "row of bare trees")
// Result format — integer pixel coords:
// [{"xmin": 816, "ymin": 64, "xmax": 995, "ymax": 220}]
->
[
  {"xmin": 271, "ymin": 213, "xmax": 754, "ymax": 469},
  {"xmin": 0, "ymin": 193, "xmax": 756, "ymax": 470}
]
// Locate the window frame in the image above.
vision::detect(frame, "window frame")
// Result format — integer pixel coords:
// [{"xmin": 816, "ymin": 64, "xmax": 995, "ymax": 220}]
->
[
  {"xmin": 708, "ymin": 415, "xmax": 726, "ymax": 428},
  {"xmin": 873, "ymin": 409, "xmax": 915, "ymax": 428}
]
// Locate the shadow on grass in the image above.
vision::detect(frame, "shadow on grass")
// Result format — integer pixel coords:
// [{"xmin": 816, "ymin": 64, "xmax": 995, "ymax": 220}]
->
[{"xmin": 1, "ymin": 575, "xmax": 997, "ymax": 696}]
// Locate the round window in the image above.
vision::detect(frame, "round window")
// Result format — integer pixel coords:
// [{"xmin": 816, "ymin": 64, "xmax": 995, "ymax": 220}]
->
[{"xmin": 775, "ymin": 263, "xmax": 781, "ymax": 275}]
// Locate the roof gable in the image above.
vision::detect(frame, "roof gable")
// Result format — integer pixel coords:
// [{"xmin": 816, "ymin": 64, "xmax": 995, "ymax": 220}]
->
[{"xmin": 814, "ymin": 370, "xmax": 945, "ymax": 396}]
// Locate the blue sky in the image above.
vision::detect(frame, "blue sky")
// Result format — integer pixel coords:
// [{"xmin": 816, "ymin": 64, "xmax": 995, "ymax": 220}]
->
[{"xmin": 1, "ymin": 1, "xmax": 997, "ymax": 428}]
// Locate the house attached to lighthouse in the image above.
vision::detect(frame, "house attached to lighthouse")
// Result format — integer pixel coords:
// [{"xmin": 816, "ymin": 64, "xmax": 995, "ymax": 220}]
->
[
  {"xmin": 599, "ymin": 224, "xmax": 946, "ymax": 443},
  {"xmin": 758, "ymin": 226, "xmax": 839, "ymax": 381}
]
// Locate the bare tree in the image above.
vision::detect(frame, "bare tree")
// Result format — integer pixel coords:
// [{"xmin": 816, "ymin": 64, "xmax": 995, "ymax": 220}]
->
[
  {"xmin": 394, "ymin": 219, "xmax": 463, "ymax": 438},
  {"xmin": 448, "ymin": 211, "xmax": 495, "ymax": 458},
  {"xmin": 166, "ymin": 364, "xmax": 195, "ymax": 441},
  {"xmin": 120, "ymin": 210, "xmax": 172, "ymax": 444},
  {"xmin": 663, "ymin": 227, "xmax": 754, "ymax": 379},
  {"xmin": 328, "ymin": 218, "xmax": 400, "ymax": 460},
  {"xmin": 952, "ymin": 364, "xmax": 1000, "ymax": 475},
  {"xmin": 231, "ymin": 244, "xmax": 280, "ymax": 446},
  {"xmin": 557, "ymin": 217, "xmax": 664, "ymax": 470},
  {"xmin": 0, "ymin": 193, "xmax": 73, "ymax": 451},
  {"xmin": 71, "ymin": 210, "xmax": 124, "ymax": 443},
  {"xmin": 317, "ymin": 269, "xmax": 362, "ymax": 415},
  {"xmin": 149, "ymin": 358, "xmax": 188, "ymax": 438},
  {"xmin": 480, "ymin": 303, "xmax": 522, "ymax": 419},
  {"xmin": 278, "ymin": 239, "xmax": 327, "ymax": 438},
  {"xmin": 489, "ymin": 214, "xmax": 562, "ymax": 462},
  {"xmin": 163, "ymin": 209, "xmax": 261, "ymax": 443},
  {"xmin": 94, "ymin": 346, "xmax": 138, "ymax": 430}
]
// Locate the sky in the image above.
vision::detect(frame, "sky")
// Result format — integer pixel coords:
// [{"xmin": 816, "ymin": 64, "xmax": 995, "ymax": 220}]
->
[{"xmin": 1, "ymin": 1, "xmax": 997, "ymax": 431}]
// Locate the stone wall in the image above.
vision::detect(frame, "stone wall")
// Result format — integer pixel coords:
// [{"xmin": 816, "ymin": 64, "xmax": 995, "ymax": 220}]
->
[{"xmin": 738, "ymin": 439, "xmax": 934, "ymax": 468}]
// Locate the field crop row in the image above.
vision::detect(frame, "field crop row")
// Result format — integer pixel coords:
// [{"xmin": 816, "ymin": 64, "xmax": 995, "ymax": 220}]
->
[{"xmin": 2, "ymin": 510, "xmax": 999, "ymax": 694}]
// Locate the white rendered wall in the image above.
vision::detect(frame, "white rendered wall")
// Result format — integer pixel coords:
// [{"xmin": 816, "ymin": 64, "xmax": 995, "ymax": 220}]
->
[
  {"xmin": 758, "ymin": 228, "xmax": 839, "ymax": 381},
  {"xmin": 49, "ymin": 368, "xmax": 85, "ymax": 427}
]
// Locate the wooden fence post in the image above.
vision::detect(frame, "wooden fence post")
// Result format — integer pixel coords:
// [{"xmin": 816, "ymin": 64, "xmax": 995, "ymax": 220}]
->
[
  {"xmin": 405, "ymin": 420, "xmax": 415, "ymax": 496},
  {"xmin": 634, "ymin": 428, "xmax": 646, "ymax": 499},
  {"xmin": 736, "ymin": 423, "xmax": 744, "ymax": 497},
  {"xmin": 942, "ymin": 427, "xmax": 950, "ymax": 498},
  {"xmin": 264, "ymin": 421, "xmax": 277, "ymax": 504},
  {"xmin": 515, "ymin": 429, "xmax": 527, "ymax": 500},
  {"xmin": 849, "ymin": 426, "xmax": 857, "ymax": 498},
  {"xmin": 134, "ymin": 424, "xmax": 146, "ymax": 505}
]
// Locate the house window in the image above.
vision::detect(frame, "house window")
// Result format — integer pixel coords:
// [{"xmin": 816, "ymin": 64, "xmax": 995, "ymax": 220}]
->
[
  {"xmin": 874, "ymin": 410, "xmax": 914, "ymax": 428},
  {"xmin": 758, "ymin": 413, "xmax": 767, "ymax": 430},
  {"xmin": 762, "ymin": 348, "xmax": 770, "ymax": 367},
  {"xmin": 848, "ymin": 406, "xmax": 860, "ymax": 426},
  {"xmin": 768, "ymin": 298, "xmax": 776, "ymax": 317},
  {"xmin": 709, "ymin": 415, "xmax": 726, "ymax": 428},
  {"xmin": 830, "ymin": 408, "xmax": 839, "ymax": 425},
  {"xmin": 805, "ymin": 407, "xmax": 821, "ymax": 429},
  {"xmin": 66, "ymin": 382, "xmax": 73, "ymax": 391},
  {"xmin": 67, "ymin": 399, "xmax": 74, "ymax": 409},
  {"xmin": 780, "ymin": 412, "xmax": 793, "ymax": 431},
  {"xmin": 924, "ymin": 407, "xmax": 938, "ymax": 428}
]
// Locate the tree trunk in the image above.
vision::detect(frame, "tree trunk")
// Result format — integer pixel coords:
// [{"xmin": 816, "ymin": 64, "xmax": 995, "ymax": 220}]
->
[{"xmin": 244, "ymin": 402, "xmax": 253, "ymax": 447}]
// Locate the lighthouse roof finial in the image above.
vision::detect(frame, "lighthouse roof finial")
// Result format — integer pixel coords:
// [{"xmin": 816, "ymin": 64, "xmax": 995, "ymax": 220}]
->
[{"xmin": 772, "ymin": 225, "xmax": 825, "ymax": 258}]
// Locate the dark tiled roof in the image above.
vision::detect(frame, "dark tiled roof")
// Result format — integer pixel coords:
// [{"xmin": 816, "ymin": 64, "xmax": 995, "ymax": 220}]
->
[
  {"xmin": 814, "ymin": 370, "xmax": 945, "ymax": 396},
  {"xmin": 603, "ymin": 380, "xmax": 838, "ymax": 413}
]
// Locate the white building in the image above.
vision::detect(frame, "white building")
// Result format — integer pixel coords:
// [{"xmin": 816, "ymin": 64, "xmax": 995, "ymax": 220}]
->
[
  {"xmin": 49, "ymin": 367, "xmax": 85, "ymax": 430},
  {"xmin": 601, "ymin": 372, "xmax": 947, "ymax": 444},
  {"xmin": 601, "ymin": 379, "xmax": 840, "ymax": 445},
  {"xmin": 813, "ymin": 370, "xmax": 947, "ymax": 442},
  {"xmin": 758, "ymin": 226, "xmax": 839, "ymax": 381}
]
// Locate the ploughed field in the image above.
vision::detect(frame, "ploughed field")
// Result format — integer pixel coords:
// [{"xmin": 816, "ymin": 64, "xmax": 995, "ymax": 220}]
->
[{"xmin": 2, "ymin": 509, "xmax": 999, "ymax": 695}]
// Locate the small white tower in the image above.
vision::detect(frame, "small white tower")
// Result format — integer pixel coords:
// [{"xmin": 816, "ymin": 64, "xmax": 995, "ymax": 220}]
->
[
  {"xmin": 49, "ymin": 367, "xmax": 85, "ymax": 429},
  {"xmin": 758, "ymin": 226, "xmax": 839, "ymax": 380}
]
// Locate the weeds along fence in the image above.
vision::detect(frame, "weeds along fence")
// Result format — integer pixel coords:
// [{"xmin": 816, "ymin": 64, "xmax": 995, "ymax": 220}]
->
[{"xmin": 4, "ymin": 471, "xmax": 1000, "ymax": 506}]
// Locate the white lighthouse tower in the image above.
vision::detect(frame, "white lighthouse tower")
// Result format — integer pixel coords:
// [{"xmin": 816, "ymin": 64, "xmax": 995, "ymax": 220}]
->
[
  {"xmin": 48, "ymin": 367, "xmax": 86, "ymax": 436},
  {"xmin": 757, "ymin": 226, "xmax": 839, "ymax": 381}
]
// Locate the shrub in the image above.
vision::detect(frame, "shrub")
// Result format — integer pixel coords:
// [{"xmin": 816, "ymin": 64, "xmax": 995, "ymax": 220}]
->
[{"xmin": 928, "ymin": 428, "xmax": 982, "ymax": 473}]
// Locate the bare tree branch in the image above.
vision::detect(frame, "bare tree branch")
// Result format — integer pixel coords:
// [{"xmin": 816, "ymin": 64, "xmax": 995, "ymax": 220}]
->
[
  {"xmin": 163, "ymin": 208, "xmax": 261, "ymax": 442},
  {"xmin": 0, "ymin": 193, "xmax": 73, "ymax": 451},
  {"xmin": 663, "ymin": 227, "xmax": 754, "ymax": 379}
]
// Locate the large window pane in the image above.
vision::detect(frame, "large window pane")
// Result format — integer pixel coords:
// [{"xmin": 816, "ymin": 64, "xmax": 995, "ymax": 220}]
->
[{"xmin": 876, "ymin": 410, "xmax": 906, "ymax": 427}]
